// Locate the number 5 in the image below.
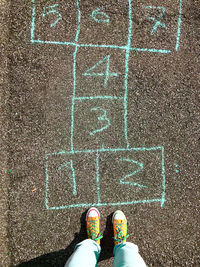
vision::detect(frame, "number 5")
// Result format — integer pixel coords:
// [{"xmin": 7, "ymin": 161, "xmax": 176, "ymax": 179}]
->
[{"xmin": 43, "ymin": 4, "xmax": 62, "ymax": 27}]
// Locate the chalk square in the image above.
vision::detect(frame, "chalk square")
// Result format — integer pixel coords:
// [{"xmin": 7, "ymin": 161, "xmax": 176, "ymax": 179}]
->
[
  {"xmin": 75, "ymin": 47, "xmax": 126, "ymax": 98},
  {"xmin": 73, "ymin": 99, "xmax": 126, "ymax": 151},
  {"xmin": 46, "ymin": 152, "xmax": 98, "ymax": 208},
  {"xmin": 78, "ymin": 0, "xmax": 129, "ymax": 46},
  {"xmin": 31, "ymin": 0, "xmax": 77, "ymax": 44},
  {"xmin": 131, "ymin": 0, "xmax": 182, "ymax": 51},
  {"xmin": 98, "ymin": 148, "xmax": 164, "ymax": 203}
]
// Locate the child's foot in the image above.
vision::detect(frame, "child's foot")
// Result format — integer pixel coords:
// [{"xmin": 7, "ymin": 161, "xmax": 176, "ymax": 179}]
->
[
  {"xmin": 112, "ymin": 210, "xmax": 130, "ymax": 246},
  {"xmin": 86, "ymin": 207, "xmax": 103, "ymax": 245}
]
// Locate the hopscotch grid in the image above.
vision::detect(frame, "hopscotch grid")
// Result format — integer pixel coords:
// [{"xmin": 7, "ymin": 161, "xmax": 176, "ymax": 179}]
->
[
  {"xmin": 30, "ymin": 0, "xmax": 171, "ymax": 209},
  {"xmin": 30, "ymin": 0, "xmax": 182, "ymax": 53},
  {"xmin": 45, "ymin": 146, "xmax": 165, "ymax": 209}
]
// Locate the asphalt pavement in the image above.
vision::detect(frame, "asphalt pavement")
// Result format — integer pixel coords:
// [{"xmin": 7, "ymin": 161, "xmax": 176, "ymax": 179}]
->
[{"xmin": 3, "ymin": 0, "xmax": 200, "ymax": 266}]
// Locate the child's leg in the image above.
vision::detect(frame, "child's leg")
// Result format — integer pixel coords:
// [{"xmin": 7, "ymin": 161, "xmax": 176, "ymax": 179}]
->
[
  {"xmin": 113, "ymin": 242, "xmax": 146, "ymax": 267},
  {"xmin": 65, "ymin": 239, "xmax": 101, "ymax": 267}
]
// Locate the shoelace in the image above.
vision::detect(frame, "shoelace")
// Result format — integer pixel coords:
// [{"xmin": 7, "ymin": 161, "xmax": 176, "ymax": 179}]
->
[
  {"xmin": 113, "ymin": 223, "xmax": 130, "ymax": 243},
  {"xmin": 87, "ymin": 219, "xmax": 103, "ymax": 241}
]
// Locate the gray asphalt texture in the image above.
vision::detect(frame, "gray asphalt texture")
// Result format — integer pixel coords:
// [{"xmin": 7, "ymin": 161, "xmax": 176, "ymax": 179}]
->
[{"xmin": 7, "ymin": 0, "xmax": 200, "ymax": 266}]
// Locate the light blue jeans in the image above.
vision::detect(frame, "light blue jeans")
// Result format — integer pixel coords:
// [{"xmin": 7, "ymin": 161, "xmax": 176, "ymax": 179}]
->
[{"xmin": 65, "ymin": 239, "xmax": 146, "ymax": 267}]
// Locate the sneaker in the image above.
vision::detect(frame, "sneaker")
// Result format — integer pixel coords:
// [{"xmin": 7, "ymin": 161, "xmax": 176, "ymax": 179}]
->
[
  {"xmin": 86, "ymin": 207, "xmax": 103, "ymax": 245},
  {"xmin": 112, "ymin": 210, "xmax": 130, "ymax": 246}
]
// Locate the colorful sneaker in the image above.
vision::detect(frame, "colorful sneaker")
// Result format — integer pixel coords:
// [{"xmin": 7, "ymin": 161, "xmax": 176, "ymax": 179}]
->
[
  {"xmin": 112, "ymin": 210, "xmax": 130, "ymax": 246},
  {"xmin": 86, "ymin": 207, "xmax": 103, "ymax": 245}
]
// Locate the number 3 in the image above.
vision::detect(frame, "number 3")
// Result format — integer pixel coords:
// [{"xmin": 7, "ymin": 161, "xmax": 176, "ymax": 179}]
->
[{"xmin": 90, "ymin": 107, "xmax": 111, "ymax": 136}]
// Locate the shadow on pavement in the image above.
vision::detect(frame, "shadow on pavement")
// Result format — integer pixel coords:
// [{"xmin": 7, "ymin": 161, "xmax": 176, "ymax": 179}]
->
[{"xmin": 15, "ymin": 210, "xmax": 114, "ymax": 267}]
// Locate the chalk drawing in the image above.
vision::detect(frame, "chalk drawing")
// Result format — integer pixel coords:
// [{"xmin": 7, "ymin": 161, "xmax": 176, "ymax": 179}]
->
[
  {"xmin": 31, "ymin": 0, "xmax": 183, "ymax": 51},
  {"xmin": 71, "ymin": 0, "xmax": 81, "ymax": 153},
  {"xmin": 175, "ymin": 163, "xmax": 179, "ymax": 173},
  {"xmin": 45, "ymin": 146, "xmax": 166, "ymax": 209},
  {"xmin": 91, "ymin": 8, "xmax": 110, "ymax": 23},
  {"xmin": 31, "ymin": 39, "xmax": 172, "ymax": 53},
  {"xmin": 145, "ymin": 6, "xmax": 166, "ymax": 35},
  {"xmin": 74, "ymin": 96, "xmax": 123, "ymax": 101},
  {"xmin": 96, "ymin": 151, "xmax": 101, "ymax": 203},
  {"xmin": 29, "ymin": 0, "xmax": 185, "ymax": 209},
  {"xmin": 90, "ymin": 107, "xmax": 111, "ymax": 135},
  {"xmin": 42, "ymin": 4, "xmax": 62, "ymax": 27},
  {"xmin": 176, "ymin": 0, "xmax": 183, "ymax": 51},
  {"xmin": 58, "ymin": 160, "xmax": 77, "ymax": 196},
  {"xmin": 83, "ymin": 55, "xmax": 118, "ymax": 88},
  {"xmin": 119, "ymin": 159, "xmax": 147, "ymax": 188}
]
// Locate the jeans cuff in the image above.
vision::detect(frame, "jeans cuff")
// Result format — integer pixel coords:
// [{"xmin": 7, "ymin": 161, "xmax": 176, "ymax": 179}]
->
[
  {"xmin": 113, "ymin": 242, "xmax": 138, "ymax": 256},
  {"xmin": 75, "ymin": 238, "xmax": 101, "ymax": 253}
]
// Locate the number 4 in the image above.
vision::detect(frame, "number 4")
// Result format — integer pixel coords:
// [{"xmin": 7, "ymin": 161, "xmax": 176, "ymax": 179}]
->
[{"xmin": 83, "ymin": 55, "xmax": 118, "ymax": 88}]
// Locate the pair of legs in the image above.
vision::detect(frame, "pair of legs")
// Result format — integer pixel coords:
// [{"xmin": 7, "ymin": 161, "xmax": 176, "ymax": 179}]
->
[{"xmin": 65, "ymin": 207, "xmax": 146, "ymax": 267}]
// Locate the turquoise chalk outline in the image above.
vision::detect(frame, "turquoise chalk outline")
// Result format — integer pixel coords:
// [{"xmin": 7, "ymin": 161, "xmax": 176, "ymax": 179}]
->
[
  {"xmin": 70, "ymin": 0, "xmax": 81, "ymax": 152},
  {"xmin": 124, "ymin": 0, "xmax": 132, "ymax": 148},
  {"xmin": 31, "ymin": 39, "xmax": 172, "ymax": 53},
  {"xmin": 45, "ymin": 146, "xmax": 166, "ymax": 209},
  {"xmin": 30, "ymin": 0, "xmax": 183, "ymax": 52},
  {"xmin": 31, "ymin": 0, "xmax": 36, "ymax": 41},
  {"xmin": 30, "ymin": 1, "xmax": 169, "ymax": 209},
  {"xmin": 74, "ymin": 96, "xmax": 123, "ymax": 101},
  {"xmin": 96, "ymin": 151, "xmax": 101, "ymax": 203},
  {"xmin": 176, "ymin": 0, "xmax": 183, "ymax": 51}
]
